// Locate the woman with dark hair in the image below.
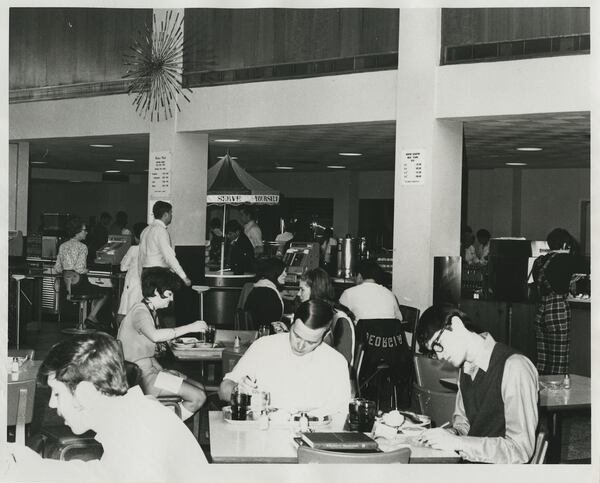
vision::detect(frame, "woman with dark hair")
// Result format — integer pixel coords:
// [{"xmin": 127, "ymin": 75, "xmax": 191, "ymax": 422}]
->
[
  {"xmin": 53, "ymin": 216, "xmax": 110, "ymax": 329},
  {"xmin": 299, "ymin": 268, "xmax": 356, "ymax": 367},
  {"xmin": 244, "ymin": 257, "xmax": 286, "ymax": 328},
  {"xmin": 117, "ymin": 221, "xmax": 148, "ymax": 322},
  {"xmin": 532, "ymin": 228, "xmax": 576, "ymax": 374}
]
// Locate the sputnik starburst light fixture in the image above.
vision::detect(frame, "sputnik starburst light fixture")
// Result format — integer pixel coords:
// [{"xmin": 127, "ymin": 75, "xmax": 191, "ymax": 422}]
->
[{"xmin": 123, "ymin": 10, "xmax": 192, "ymax": 122}]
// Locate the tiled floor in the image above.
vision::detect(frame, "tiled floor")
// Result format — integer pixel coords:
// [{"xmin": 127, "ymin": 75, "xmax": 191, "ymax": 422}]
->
[{"xmin": 13, "ymin": 317, "xmax": 592, "ymax": 464}]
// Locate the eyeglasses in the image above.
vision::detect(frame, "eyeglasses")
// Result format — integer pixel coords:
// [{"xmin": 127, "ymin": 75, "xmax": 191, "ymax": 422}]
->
[{"xmin": 428, "ymin": 325, "xmax": 447, "ymax": 358}]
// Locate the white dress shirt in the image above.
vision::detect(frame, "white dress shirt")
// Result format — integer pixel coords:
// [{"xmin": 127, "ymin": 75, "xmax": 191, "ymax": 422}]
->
[
  {"xmin": 244, "ymin": 220, "xmax": 263, "ymax": 250},
  {"xmin": 452, "ymin": 334, "xmax": 539, "ymax": 464},
  {"xmin": 137, "ymin": 219, "xmax": 187, "ymax": 280},
  {"xmin": 339, "ymin": 281, "xmax": 402, "ymax": 321}
]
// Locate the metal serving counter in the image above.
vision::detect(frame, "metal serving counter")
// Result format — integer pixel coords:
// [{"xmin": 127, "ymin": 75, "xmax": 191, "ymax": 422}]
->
[{"xmin": 203, "ymin": 270, "xmax": 256, "ymax": 328}]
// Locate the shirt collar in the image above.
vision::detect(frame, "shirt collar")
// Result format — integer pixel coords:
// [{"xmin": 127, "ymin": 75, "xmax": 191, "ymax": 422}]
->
[
  {"xmin": 463, "ymin": 332, "xmax": 496, "ymax": 378},
  {"xmin": 153, "ymin": 219, "xmax": 167, "ymax": 228}
]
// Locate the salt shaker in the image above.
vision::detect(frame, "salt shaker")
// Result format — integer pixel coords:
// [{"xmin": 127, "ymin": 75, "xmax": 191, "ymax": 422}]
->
[
  {"xmin": 299, "ymin": 412, "xmax": 309, "ymax": 433},
  {"xmin": 563, "ymin": 373, "xmax": 571, "ymax": 389},
  {"xmin": 11, "ymin": 357, "xmax": 19, "ymax": 373},
  {"xmin": 233, "ymin": 335, "xmax": 241, "ymax": 352}
]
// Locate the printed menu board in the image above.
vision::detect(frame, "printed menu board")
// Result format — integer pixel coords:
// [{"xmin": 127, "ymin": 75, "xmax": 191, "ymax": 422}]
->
[{"xmin": 401, "ymin": 149, "xmax": 425, "ymax": 186}]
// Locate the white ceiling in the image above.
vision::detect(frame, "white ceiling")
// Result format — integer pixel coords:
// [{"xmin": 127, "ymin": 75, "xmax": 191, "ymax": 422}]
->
[{"xmin": 26, "ymin": 112, "xmax": 590, "ymax": 175}]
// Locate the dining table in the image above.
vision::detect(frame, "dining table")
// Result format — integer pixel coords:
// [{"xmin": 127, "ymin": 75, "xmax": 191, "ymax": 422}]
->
[
  {"xmin": 438, "ymin": 374, "xmax": 591, "ymax": 463},
  {"xmin": 208, "ymin": 410, "xmax": 461, "ymax": 464}
]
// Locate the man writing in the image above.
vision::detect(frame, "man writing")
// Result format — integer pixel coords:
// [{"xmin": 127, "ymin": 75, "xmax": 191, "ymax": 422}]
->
[
  {"xmin": 3, "ymin": 332, "xmax": 206, "ymax": 482},
  {"xmin": 218, "ymin": 300, "xmax": 350, "ymax": 416},
  {"xmin": 415, "ymin": 304, "xmax": 539, "ymax": 464},
  {"xmin": 138, "ymin": 201, "xmax": 191, "ymax": 287}
]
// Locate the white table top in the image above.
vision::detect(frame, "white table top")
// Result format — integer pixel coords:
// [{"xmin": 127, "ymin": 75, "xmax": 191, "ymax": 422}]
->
[
  {"xmin": 208, "ymin": 411, "xmax": 460, "ymax": 464},
  {"xmin": 439, "ymin": 374, "xmax": 591, "ymax": 411}
]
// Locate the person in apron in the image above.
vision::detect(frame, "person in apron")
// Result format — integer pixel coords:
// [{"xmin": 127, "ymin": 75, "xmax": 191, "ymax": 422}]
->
[{"xmin": 532, "ymin": 228, "xmax": 575, "ymax": 375}]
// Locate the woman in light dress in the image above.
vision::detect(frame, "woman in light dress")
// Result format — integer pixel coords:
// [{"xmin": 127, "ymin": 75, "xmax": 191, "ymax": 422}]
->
[{"xmin": 117, "ymin": 222, "xmax": 146, "ymax": 323}]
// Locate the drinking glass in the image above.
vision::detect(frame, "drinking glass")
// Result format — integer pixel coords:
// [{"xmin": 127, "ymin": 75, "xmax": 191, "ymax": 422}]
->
[
  {"xmin": 348, "ymin": 398, "xmax": 377, "ymax": 432},
  {"xmin": 259, "ymin": 325, "xmax": 270, "ymax": 338},
  {"xmin": 230, "ymin": 388, "xmax": 251, "ymax": 421},
  {"xmin": 206, "ymin": 325, "xmax": 216, "ymax": 344}
]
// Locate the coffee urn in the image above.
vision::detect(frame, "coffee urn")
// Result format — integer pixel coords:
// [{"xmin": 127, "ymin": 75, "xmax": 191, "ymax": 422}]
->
[{"xmin": 337, "ymin": 235, "xmax": 356, "ymax": 279}]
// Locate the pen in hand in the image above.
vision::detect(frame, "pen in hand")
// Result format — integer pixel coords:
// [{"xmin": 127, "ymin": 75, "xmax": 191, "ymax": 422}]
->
[{"xmin": 440, "ymin": 422, "xmax": 451, "ymax": 429}]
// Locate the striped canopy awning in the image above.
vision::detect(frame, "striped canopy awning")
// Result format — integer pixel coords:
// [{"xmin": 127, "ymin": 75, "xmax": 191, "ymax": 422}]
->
[{"xmin": 206, "ymin": 153, "xmax": 279, "ymax": 205}]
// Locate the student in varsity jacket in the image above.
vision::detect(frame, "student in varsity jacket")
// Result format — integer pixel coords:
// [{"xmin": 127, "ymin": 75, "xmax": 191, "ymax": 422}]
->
[{"xmin": 414, "ymin": 304, "xmax": 539, "ymax": 464}]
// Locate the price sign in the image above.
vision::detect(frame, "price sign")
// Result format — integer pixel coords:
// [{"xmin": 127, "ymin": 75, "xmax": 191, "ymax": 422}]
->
[
  {"xmin": 401, "ymin": 150, "xmax": 425, "ymax": 186},
  {"xmin": 149, "ymin": 151, "xmax": 172, "ymax": 198}
]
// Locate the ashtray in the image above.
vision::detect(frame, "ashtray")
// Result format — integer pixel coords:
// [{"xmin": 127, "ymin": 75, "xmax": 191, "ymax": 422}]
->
[{"xmin": 540, "ymin": 380, "xmax": 563, "ymax": 391}]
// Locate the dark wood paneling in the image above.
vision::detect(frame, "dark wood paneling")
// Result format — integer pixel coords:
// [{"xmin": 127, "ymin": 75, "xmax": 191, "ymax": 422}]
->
[
  {"xmin": 442, "ymin": 7, "xmax": 589, "ymax": 46},
  {"xmin": 10, "ymin": 8, "xmax": 151, "ymax": 90},
  {"xmin": 184, "ymin": 8, "xmax": 399, "ymax": 74}
]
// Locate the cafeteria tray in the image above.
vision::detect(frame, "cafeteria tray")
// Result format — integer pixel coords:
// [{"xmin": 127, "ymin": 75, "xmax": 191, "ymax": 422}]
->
[{"xmin": 169, "ymin": 343, "xmax": 225, "ymax": 360}]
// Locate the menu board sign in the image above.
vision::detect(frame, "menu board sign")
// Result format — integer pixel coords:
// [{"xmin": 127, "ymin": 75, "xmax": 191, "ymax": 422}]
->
[
  {"xmin": 401, "ymin": 150, "xmax": 425, "ymax": 186},
  {"xmin": 149, "ymin": 151, "xmax": 172, "ymax": 199}
]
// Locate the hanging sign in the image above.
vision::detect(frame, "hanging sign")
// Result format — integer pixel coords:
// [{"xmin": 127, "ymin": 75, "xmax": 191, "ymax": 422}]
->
[
  {"xmin": 207, "ymin": 194, "xmax": 280, "ymax": 204},
  {"xmin": 149, "ymin": 151, "xmax": 172, "ymax": 198},
  {"xmin": 401, "ymin": 149, "xmax": 425, "ymax": 186}
]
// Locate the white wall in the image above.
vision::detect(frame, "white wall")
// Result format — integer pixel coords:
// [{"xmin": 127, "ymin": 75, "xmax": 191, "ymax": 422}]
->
[{"xmin": 467, "ymin": 167, "xmax": 590, "ymax": 242}]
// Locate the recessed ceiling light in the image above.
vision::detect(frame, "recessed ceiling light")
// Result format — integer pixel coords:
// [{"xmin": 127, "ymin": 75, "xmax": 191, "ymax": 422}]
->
[
  {"xmin": 214, "ymin": 139, "xmax": 240, "ymax": 143},
  {"xmin": 327, "ymin": 165, "xmax": 346, "ymax": 169},
  {"xmin": 31, "ymin": 161, "xmax": 47, "ymax": 164},
  {"xmin": 516, "ymin": 147, "xmax": 542, "ymax": 152},
  {"xmin": 338, "ymin": 152, "xmax": 363, "ymax": 156},
  {"xmin": 506, "ymin": 162, "xmax": 528, "ymax": 166},
  {"xmin": 90, "ymin": 144, "xmax": 113, "ymax": 148},
  {"xmin": 276, "ymin": 166, "xmax": 294, "ymax": 170},
  {"xmin": 105, "ymin": 170, "xmax": 120, "ymax": 173},
  {"xmin": 69, "ymin": 180, "xmax": 83, "ymax": 183},
  {"xmin": 115, "ymin": 159, "xmax": 135, "ymax": 163}
]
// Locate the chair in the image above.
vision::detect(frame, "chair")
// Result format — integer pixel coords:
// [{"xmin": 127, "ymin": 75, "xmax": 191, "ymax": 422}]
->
[
  {"xmin": 412, "ymin": 384, "xmax": 457, "ymax": 428},
  {"xmin": 354, "ymin": 319, "xmax": 413, "ymax": 411},
  {"xmin": 60, "ymin": 270, "xmax": 100, "ymax": 335},
  {"xmin": 529, "ymin": 431, "xmax": 548, "ymax": 464},
  {"xmin": 413, "ymin": 353, "xmax": 459, "ymax": 393},
  {"xmin": 297, "ymin": 446, "xmax": 411, "ymax": 464},
  {"xmin": 396, "ymin": 303, "xmax": 421, "ymax": 353},
  {"xmin": 324, "ymin": 311, "xmax": 356, "ymax": 368},
  {"xmin": 7, "ymin": 378, "xmax": 36, "ymax": 445}
]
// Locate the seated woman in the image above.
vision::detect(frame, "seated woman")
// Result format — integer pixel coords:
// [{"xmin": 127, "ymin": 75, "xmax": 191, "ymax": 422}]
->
[
  {"xmin": 117, "ymin": 267, "xmax": 207, "ymax": 420},
  {"xmin": 53, "ymin": 216, "xmax": 111, "ymax": 329},
  {"xmin": 298, "ymin": 268, "xmax": 356, "ymax": 368},
  {"xmin": 117, "ymin": 221, "xmax": 147, "ymax": 324},
  {"xmin": 244, "ymin": 257, "xmax": 286, "ymax": 329}
]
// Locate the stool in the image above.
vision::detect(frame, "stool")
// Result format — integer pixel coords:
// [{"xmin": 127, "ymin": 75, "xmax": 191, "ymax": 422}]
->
[
  {"xmin": 191, "ymin": 285, "xmax": 210, "ymax": 320},
  {"xmin": 62, "ymin": 294, "xmax": 100, "ymax": 335}
]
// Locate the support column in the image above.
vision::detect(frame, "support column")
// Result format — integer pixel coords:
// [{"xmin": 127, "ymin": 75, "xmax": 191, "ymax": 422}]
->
[
  {"xmin": 333, "ymin": 171, "xmax": 359, "ymax": 237},
  {"xmin": 393, "ymin": 9, "xmax": 463, "ymax": 311},
  {"xmin": 9, "ymin": 142, "xmax": 30, "ymax": 234}
]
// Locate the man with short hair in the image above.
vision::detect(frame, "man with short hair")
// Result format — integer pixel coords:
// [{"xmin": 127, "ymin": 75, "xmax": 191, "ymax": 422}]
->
[
  {"xmin": 240, "ymin": 206, "xmax": 263, "ymax": 256},
  {"xmin": 415, "ymin": 304, "xmax": 539, "ymax": 464},
  {"xmin": 225, "ymin": 219, "xmax": 255, "ymax": 274},
  {"xmin": 138, "ymin": 201, "xmax": 191, "ymax": 286},
  {"xmin": 218, "ymin": 300, "xmax": 350, "ymax": 416},
  {"xmin": 4, "ymin": 332, "xmax": 206, "ymax": 482},
  {"xmin": 339, "ymin": 259, "xmax": 402, "ymax": 322}
]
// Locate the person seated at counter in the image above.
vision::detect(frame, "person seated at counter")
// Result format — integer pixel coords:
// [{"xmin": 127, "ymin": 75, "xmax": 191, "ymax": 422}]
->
[
  {"xmin": 225, "ymin": 219, "xmax": 255, "ymax": 274},
  {"xmin": 117, "ymin": 267, "xmax": 207, "ymax": 421},
  {"xmin": 244, "ymin": 257, "xmax": 286, "ymax": 328},
  {"xmin": 53, "ymin": 216, "xmax": 111, "ymax": 330},
  {"xmin": 339, "ymin": 259, "xmax": 402, "ymax": 323},
  {"xmin": 4, "ymin": 332, "xmax": 206, "ymax": 482},
  {"xmin": 299, "ymin": 268, "xmax": 356, "ymax": 367},
  {"xmin": 415, "ymin": 304, "xmax": 538, "ymax": 464},
  {"xmin": 218, "ymin": 299, "xmax": 351, "ymax": 417}
]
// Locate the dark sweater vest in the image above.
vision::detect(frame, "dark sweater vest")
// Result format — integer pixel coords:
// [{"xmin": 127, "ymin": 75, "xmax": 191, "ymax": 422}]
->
[{"xmin": 459, "ymin": 342, "xmax": 517, "ymax": 437}]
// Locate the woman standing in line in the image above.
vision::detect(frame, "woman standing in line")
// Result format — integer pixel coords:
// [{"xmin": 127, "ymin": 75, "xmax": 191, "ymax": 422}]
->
[{"xmin": 117, "ymin": 222, "xmax": 147, "ymax": 324}]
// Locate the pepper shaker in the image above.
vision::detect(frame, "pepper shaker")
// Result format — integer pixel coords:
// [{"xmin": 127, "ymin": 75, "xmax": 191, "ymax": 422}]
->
[{"xmin": 563, "ymin": 373, "xmax": 571, "ymax": 389}]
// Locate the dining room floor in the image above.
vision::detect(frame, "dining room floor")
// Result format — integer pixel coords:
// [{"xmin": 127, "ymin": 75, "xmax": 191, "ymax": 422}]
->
[{"xmin": 13, "ymin": 317, "xmax": 592, "ymax": 464}]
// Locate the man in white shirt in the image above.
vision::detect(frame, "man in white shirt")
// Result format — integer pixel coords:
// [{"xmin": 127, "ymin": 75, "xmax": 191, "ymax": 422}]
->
[
  {"xmin": 240, "ymin": 206, "xmax": 263, "ymax": 257},
  {"xmin": 138, "ymin": 201, "xmax": 191, "ymax": 287},
  {"xmin": 415, "ymin": 304, "xmax": 539, "ymax": 464},
  {"xmin": 339, "ymin": 259, "xmax": 402, "ymax": 322},
  {"xmin": 4, "ymin": 332, "xmax": 206, "ymax": 482},
  {"xmin": 218, "ymin": 300, "xmax": 351, "ymax": 416}
]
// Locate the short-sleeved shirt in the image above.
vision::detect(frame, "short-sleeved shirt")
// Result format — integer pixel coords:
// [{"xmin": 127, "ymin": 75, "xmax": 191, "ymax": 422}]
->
[
  {"xmin": 117, "ymin": 302, "xmax": 157, "ymax": 363},
  {"xmin": 244, "ymin": 220, "xmax": 263, "ymax": 249},
  {"xmin": 54, "ymin": 238, "xmax": 88, "ymax": 274},
  {"xmin": 339, "ymin": 281, "xmax": 402, "ymax": 321}
]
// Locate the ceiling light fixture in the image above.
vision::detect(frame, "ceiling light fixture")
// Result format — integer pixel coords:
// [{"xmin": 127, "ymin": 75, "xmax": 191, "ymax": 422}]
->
[
  {"xmin": 105, "ymin": 170, "xmax": 121, "ymax": 173},
  {"xmin": 338, "ymin": 152, "xmax": 362, "ymax": 156},
  {"xmin": 31, "ymin": 161, "xmax": 48, "ymax": 164},
  {"xmin": 214, "ymin": 139, "xmax": 240, "ymax": 143},
  {"xmin": 505, "ymin": 162, "xmax": 528, "ymax": 166},
  {"xmin": 90, "ymin": 144, "xmax": 114, "ymax": 148},
  {"xmin": 115, "ymin": 159, "xmax": 135, "ymax": 163},
  {"xmin": 276, "ymin": 166, "xmax": 294, "ymax": 170},
  {"xmin": 327, "ymin": 165, "xmax": 346, "ymax": 169},
  {"xmin": 516, "ymin": 147, "xmax": 542, "ymax": 152}
]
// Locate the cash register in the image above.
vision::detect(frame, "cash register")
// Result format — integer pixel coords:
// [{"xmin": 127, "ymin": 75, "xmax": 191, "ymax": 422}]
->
[
  {"xmin": 282, "ymin": 242, "xmax": 320, "ymax": 284},
  {"xmin": 95, "ymin": 235, "xmax": 131, "ymax": 265}
]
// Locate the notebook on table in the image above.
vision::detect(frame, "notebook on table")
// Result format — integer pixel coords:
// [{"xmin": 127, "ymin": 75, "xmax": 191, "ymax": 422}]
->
[{"xmin": 300, "ymin": 432, "xmax": 379, "ymax": 450}]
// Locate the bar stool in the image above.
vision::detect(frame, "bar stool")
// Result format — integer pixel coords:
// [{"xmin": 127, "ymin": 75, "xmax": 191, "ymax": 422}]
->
[
  {"xmin": 191, "ymin": 285, "xmax": 210, "ymax": 320},
  {"xmin": 61, "ymin": 271, "xmax": 98, "ymax": 335}
]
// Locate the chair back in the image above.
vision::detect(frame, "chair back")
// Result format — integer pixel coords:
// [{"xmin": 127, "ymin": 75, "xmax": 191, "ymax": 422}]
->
[
  {"xmin": 396, "ymin": 303, "xmax": 420, "ymax": 353},
  {"xmin": 215, "ymin": 329, "xmax": 258, "ymax": 345},
  {"xmin": 529, "ymin": 431, "xmax": 548, "ymax": 464},
  {"xmin": 413, "ymin": 384, "xmax": 457, "ymax": 428},
  {"xmin": 323, "ymin": 311, "xmax": 356, "ymax": 368},
  {"xmin": 7, "ymin": 379, "xmax": 36, "ymax": 445},
  {"xmin": 413, "ymin": 353, "xmax": 459, "ymax": 392},
  {"xmin": 237, "ymin": 282, "xmax": 255, "ymax": 310},
  {"xmin": 297, "ymin": 446, "xmax": 410, "ymax": 464}
]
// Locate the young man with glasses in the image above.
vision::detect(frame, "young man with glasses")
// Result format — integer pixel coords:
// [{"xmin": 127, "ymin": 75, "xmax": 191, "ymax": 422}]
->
[{"xmin": 414, "ymin": 304, "xmax": 539, "ymax": 464}]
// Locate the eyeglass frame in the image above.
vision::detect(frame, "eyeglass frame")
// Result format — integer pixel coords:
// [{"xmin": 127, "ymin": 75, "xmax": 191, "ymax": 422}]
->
[{"xmin": 427, "ymin": 324, "xmax": 448, "ymax": 358}]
